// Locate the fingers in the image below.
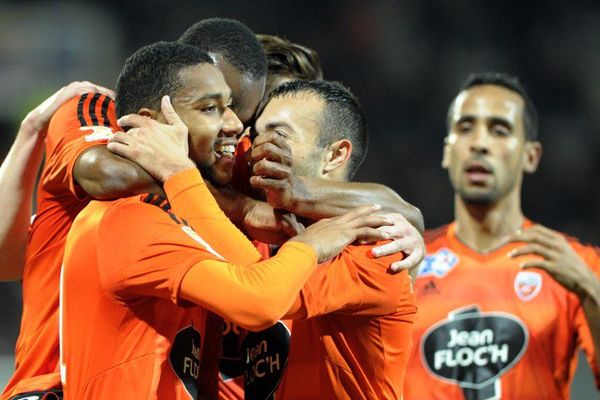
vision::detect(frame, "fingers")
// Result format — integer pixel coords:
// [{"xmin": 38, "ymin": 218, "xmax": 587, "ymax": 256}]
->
[
  {"xmin": 389, "ymin": 251, "xmax": 423, "ymax": 273},
  {"xmin": 117, "ymin": 114, "xmax": 154, "ymax": 129},
  {"xmin": 160, "ymin": 96, "xmax": 187, "ymax": 130},
  {"xmin": 252, "ymin": 131, "xmax": 290, "ymax": 150},
  {"xmin": 252, "ymin": 159, "xmax": 291, "ymax": 179},
  {"xmin": 520, "ymin": 260, "xmax": 552, "ymax": 270},
  {"xmin": 250, "ymin": 176, "xmax": 288, "ymax": 192},
  {"xmin": 251, "ymin": 141, "xmax": 292, "ymax": 165},
  {"xmin": 334, "ymin": 204, "xmax": 383, "ymax": 224},
  {"xmin": 372, "ymin": 237, "xmax": 415, "ymax": 257},
  {"xmin": 508, "ymin": 243, "xmax": 555, "ymax": 260},
  {"xmin": 510, "ymin": 225, "xmax": 562, "ymax": 249},
  {"xmin": 354, "ymin": 227, "xmax": 391, "ymax": 243},
  {"xmin": 106, "ymin": 141, "xmax": 131, "ymax": 159}
]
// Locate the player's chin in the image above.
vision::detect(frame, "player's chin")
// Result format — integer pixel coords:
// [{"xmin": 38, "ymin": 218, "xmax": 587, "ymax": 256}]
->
[{"xmin": 211, "ymin": 157, "xmax": 235, "ymax": 186}]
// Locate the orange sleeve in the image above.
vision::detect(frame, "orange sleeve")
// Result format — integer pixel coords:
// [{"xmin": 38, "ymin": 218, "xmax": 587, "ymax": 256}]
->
[
  {"xmin": 180, "ymin": 242, "xmax": 317, "ymax": 331},
  {"xmin": 286, "ymin": 242, "xmax": 415, "ymax": 319},
  {"xmin": 573, "ymin": 244, "xmax": 600, "ymax": 386},
  {"xmin": 43, "ymin": 93, "xmax": 117, "ymax": 199},
  {"xmin": 163, "ymin": 168, "xmax": 262, "ymax": 266},
  {"xmin": 97, "ymin": 200, "xmax": 222, "ymax": 306}
]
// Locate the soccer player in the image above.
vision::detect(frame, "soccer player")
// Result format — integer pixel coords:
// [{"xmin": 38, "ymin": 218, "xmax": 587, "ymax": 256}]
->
[
  {"xmin": 252, "ymin": 80, "xmax": 417, "ymax": 399},
  {"xmin": 405, "ymin": 72, "xmax": 600, "ymax": 399},
  {"xmin": 60, "ymin": 41, "xmax": 392, "ymax": 399}
]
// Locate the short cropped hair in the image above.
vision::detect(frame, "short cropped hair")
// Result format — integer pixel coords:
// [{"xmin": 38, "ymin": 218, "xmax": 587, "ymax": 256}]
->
[
  {"xmin": 257, "ymin": 34, "xmax": 323, "ymax": 81},
  {"xmin": 115, "ymin": 41, "xmax": 213, "ymax": 117},
  {"xmin": 270, "ymin": 80, "xmax": 368, "ymax": 178},
  {"xmin": 447, "ymin": 72, "xmax": 539, "ymax": 141},
  {"xmin": 179, "ymin": 18, "xmax": 266, "ymax": 79}
]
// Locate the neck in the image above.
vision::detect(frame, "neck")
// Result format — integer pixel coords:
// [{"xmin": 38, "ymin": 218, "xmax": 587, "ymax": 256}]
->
[{"xmin": 454, "ymin": 188, "xmax": 524, "ymax": 253}]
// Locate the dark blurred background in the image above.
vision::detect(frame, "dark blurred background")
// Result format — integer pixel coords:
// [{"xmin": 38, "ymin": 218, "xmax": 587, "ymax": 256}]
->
[{"xmin": 1, "ymin": 0, "xmax": 598, "ymax": 397}]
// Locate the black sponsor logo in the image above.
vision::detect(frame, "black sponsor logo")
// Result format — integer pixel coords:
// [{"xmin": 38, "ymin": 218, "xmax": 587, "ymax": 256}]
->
[
  {"xmin": 244, "ymin": 321, "xmax": 290, "ymax": 400},
  {"xmin": 169, "ymin": 326, "xmax": 202, "ymax": 399},
  {"xmin": 219, "ymin": 320, "xmax": 245, "ymax": 380},
  {"xmin": 421, "ymin": 306, "xmax": 528, "ymax": 400}
]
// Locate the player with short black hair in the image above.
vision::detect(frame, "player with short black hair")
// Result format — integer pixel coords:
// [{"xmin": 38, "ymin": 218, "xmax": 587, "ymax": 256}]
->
[
  {"xmin": 269, "ymin": 80, "xmax": 367, "ymax": 179},
  {"xmin": 447, "ymin": 71, "xmax": 538, "ymax": 141},
  {"xmin": 115, "ymin": 41, "xmax": 214, "ymax": 117},
  {"xmin": 405, "ymin": 72, "xmax": 600, "ymax": 399},
  {"xmin": 179, "ymin": 17, "xmax": 267, "ymax": 126}
]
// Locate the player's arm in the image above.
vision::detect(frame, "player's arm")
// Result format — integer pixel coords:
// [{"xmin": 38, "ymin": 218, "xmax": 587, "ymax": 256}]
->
[
  {"xmin": 98, "ymin": 199, "xmax": 390, "ymax": 331},
  {"xmin": 249, "ymin": 132, "xmax": 424, "ymax": 233},
  {"xmin": 284, "ymin": 243, "xmax": 414, "ymax": 320},
  {"xmin": 73, "ymin": 146, "xmax": 164, "ymax": 199},
  {"xmin": 0, "ymin": 81, "xmax": 114, "ymax": 281},
  {"xmin": 509, "ymin": 225, "xmax": 600, "ymax": 370}
]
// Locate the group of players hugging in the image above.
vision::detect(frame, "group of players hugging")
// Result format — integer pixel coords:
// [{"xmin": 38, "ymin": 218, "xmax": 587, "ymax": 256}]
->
[{"xmin": 1, "ymin": 17, "xmax": 599, "ymax": 400}]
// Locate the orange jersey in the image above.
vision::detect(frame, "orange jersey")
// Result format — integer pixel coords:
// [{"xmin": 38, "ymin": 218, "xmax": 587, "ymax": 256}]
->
[
  {"xmin": 405, "ymin": 222, "xmax": 600, "ymax": 400},
  {"xmin": 2, "ymin": 93, "xmax": 117, "ymax": 399},
  {"xmin": 276, "ymin": 243, "xmax": 417, "ymax": 400},
  {"xmin": 61, "ymin": 169, "xmax": 317, "ymax": 399}
]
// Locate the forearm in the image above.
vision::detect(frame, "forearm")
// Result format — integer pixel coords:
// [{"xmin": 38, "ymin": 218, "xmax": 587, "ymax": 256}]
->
[
  {"xmin": 284, "ymin": 178, "xmax": 424, "ymax": 233},
  {"xmin": 75, "ymin": 146, "xmax": 164, "ymax": 200},
  {"xmin": 0, "ymin": 121, "xmax": 45, "ymax": 280},
  {"xmin": 579, "ymin": 276, "xmax": 600, "ymax": 370},
  {"xmin": 164, "ymin": 169, "xmax": 261, "ymax": 266},
  {"xmin": 180, "ymin": 242, "xmax": 316, "ymax": 330}
]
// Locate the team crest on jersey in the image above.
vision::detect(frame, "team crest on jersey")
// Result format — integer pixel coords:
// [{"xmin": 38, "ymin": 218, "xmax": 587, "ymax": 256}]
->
[
  {"xmin": 418, "ymin": 248, "xmax": 459, "ymax": 278},
  {"xmin": 83, "ymin": 125, "xmax": 114, "ymax": 142},
  {"xmin": 514, "ymin": 271, "xmax": 542, "ymax": 302}
]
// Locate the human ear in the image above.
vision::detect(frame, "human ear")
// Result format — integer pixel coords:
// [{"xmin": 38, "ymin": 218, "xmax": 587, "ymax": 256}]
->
[
  {"xmin": 523, "ymin": 141, "xmax": 542, "ymax": 174},
  {"xmin": 323, "ymin": 139, "xmax": 352, "ymax": 174}
]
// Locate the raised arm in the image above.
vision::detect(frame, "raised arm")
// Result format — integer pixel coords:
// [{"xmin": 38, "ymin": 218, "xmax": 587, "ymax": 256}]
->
[{"xmin": 0, "ymin": 81, "xmax": 114, "ymax": 280}]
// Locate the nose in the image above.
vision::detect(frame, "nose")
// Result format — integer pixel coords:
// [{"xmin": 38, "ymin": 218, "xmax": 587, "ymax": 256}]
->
[
  {"xmin": 469, "ymin": 125, "xmax": 490, "ymax": 154},
  {"xmin": 222, "ymin": 106, "xmax": 243, "ymax": 137}
]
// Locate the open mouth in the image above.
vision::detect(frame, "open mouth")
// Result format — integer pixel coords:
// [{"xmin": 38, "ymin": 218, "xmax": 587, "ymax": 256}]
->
[{"xmin": 214, "ymin": 143, "xmax": 236, "ymax": 158}]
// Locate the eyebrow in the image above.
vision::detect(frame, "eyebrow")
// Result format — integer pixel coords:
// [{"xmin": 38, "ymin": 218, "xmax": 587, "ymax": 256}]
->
[
  {"xmin": 456, "ymin": 115, "xmax": 513, "ymax": 128},
  {"xmin": 189, "ymin": 92, "xmax": 231, "ymax": 104},
  {"xmin": 265, "ymin": 121, "xmax": 294, "ymax": 131}
]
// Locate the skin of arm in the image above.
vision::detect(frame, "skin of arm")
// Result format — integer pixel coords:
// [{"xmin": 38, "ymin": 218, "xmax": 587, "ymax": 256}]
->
[
  {"xmin": 249, "ymin": 132, "xmax": 425, "ymax": 233},
  {"xmin": 0, "ymin": 118, "xmax": 45, "ymax": 280},
  {"xmin": 0, "ymin": 81, "xmax": 115, "ymax": 281},
  {"xmin": 74, "ymin": 146, "xmax": 164, "ymax": 200}
]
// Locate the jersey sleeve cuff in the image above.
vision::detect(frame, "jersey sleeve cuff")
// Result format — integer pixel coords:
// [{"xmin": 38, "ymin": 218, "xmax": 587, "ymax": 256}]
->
[{"xmin": 163, "ymin": 168, "xmax": 204, "ymax": 201}]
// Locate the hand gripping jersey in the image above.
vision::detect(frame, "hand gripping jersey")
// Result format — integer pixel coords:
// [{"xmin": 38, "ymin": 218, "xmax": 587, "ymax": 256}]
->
[
  {"xmin": 60, "ymin": 169, "xmax": 318, "ymax": 399},
  {"xmin": 405, "ymin": 221, "xmax": 600, "ymax": 400},
  {"xmin": 2, "ymin": 94, "xmax": 117, "ymax": 399}
]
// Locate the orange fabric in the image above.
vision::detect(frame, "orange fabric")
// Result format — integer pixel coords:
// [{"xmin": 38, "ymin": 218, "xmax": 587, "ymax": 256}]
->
[
  {"xmin": 61, "ymin": 198, "xmax": 216, "ymax": 399},
  {"xmin": 61, "ymin": 170, "xmax": 318, "ymax": 398},
  {"xmin": 164, "ymin": 168, "xmax": 262, "ymax": 266},
  {"xmin": 2, "ymin": 94, "xmax": 117, "ymax": 399},
  {"xmin": 405, "ymin": 221, "xmax": 600, "ymax": 400},
  {"xmin": 276, "ymin": 243, "xmax": 417, "ymax": 400}
]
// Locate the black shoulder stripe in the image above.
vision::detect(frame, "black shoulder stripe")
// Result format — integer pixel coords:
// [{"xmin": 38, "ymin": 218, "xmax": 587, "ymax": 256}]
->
[
  {"xmin": 100, "ymin": 95, "xmax": 112, "ymax": 127},
  {"xmin": 143, "ymin": 193, "xmax": 155, "ymax": 203},
  {"xmin": 88, "ymin": 93, "xmax": 101, "ymax": 125},
  {"xmin": 168, "ymin": 212, "xmax": 181, "ymax": 225},
  {"xmin": 77, "ymin": 93, "xmax": 89, "ymax": 127},
  {"xmin": 162, "ymin": 202, "xmax": 171, "ymax": 212}
]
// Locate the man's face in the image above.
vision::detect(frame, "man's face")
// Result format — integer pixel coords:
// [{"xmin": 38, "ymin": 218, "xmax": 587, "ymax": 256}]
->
[
  {"xmin": 443, "ymin": 84, "xmax": 532, "ymax": 205},
  {"xmin": 168, "ymin": 63, "xmax": 243, "ymax": 168},
  {"xmin": 210, "ymin": 55, "xmax": 266, "ymax": 185},
  {"xmin": 254, "ymin": 93, "xmax": 326, "ymax": 177}
]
